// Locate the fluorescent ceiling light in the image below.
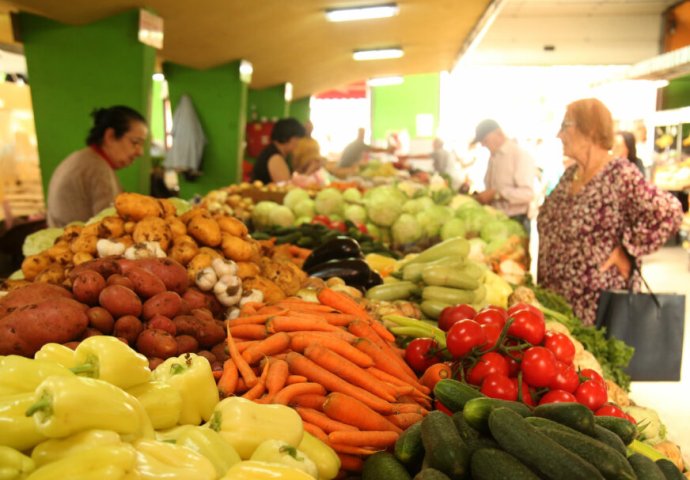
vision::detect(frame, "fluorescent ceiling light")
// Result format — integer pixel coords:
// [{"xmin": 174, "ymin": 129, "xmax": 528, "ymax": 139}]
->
[
  {"xmin": 326, "ymin": 3, "xmax": 398, "ymax": 22},
  {"xmin": 353, "ymin": 48, "xmax": 403, "ymax": 61},
  {"xmin": 367, "ymin": 76, "xmax": 403, "ymax": 86},
  {"xmin": 152, "ymin": 73, "xmax": 165, "ymax": 81},
  {"xmin": 239, "ymin": 60, "xmax": 253, "ymax": 84}
]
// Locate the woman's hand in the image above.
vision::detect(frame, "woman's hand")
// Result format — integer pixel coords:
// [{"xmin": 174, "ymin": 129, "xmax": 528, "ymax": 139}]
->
[{"xmin": 600, "ymin": 245, "xmax": 632, "ymax": 280}]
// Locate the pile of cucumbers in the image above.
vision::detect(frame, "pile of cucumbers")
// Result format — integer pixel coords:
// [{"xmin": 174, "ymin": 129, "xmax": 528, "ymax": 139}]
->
[{"xmin": 360, "ymin": 379, "xmax": 684, "ymax": 480}]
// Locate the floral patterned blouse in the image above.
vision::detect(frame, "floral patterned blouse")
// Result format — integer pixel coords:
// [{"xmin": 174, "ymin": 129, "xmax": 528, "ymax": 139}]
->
[{"xmin": 537, "ymin": 158, "xmax": 683, "ymax": 325}]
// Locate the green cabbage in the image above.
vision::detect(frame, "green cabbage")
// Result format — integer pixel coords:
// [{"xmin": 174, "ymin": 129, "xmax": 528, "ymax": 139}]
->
[
  {"xmin": 343, "ymin": 204, "xmax": 367, "ymax": 224},
  {"xmin": 22, "ymin": 228, "xmax": 64, "ymax": 257},
  {"xmin": 402, "ymin": 197, "xmax": 434, "ymax": 215},
  {"xmin": 268, "ymin": 205, "xmax": 295, "ymax": 228},
  {"xmin": 456, "ymin": 206, "xmax": 491, "ymax": 234},
  {"xmin": 251, "ymin": 201, "xmax": 280, "ymax": 230},
  {"xmin": 416, "ymin": 205, "xmax": 453, "ymax": 238},
  {"xmin": 391, "ymin": 213, "xmax": 423, "ymax": 246},
  {"xmin": 86, "ymin": 207, "xmax": 116, "ymax": 224},
  {"xmin": 440, "ymin": 218, "xmax": 467, "ymax": 241},
  {"xmin": 283, "ymin": 188, "xmax": 311, "ymax": 211},
  {"xmin": 364, "ymin": 186, "xmax": 406, "ymax": 227},
  {"xmin": 293, "ymin": 198, "xmax": 315, "ymax": 218},
  {"xmin": 314, "ymin": 188, "xmax": 344, "ymax": 216},
  {"xmin": 342, "ymin": 187, "xmax": 362, "ymax": 204}
]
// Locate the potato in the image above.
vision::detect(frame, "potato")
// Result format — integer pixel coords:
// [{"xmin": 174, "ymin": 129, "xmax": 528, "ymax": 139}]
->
[
  {"xmin": 215, "ymin": 215, "xmax": 249, "ymax": 238},
  {"xmin": 167, "ymin": 216, "xmax": 187, "ymax": 238},
  {"xmin": 133, "ymin": 216, "xmax": 172, "ymax": 251},
  {"xmin": 179, "ymin": 207, "xmax": 209, "ymax": 225},
  {"xmin": 169, "ymin": 238, "xmax": 199, "ymax": 266},
  {"xmin": 0, "ymin": 283, "xmax": 73, "ymax": 318},
  {"xmin": 114, "ymin": 235, "xmax": 134, "ymax": 249},
  {"xmin": 70, "ymin": 233, "xmax": 98, "ymax": 255},
  {"xmin": 63, "ymin": 341, "xmax": 81, "ymax": 350},
  {"xmin": 236, "ymin": 261, "xmax": 261, "ymax": 279},
  {"xmin": 147, "ymin": 314, "xmax": 176, "ymax": 336},
  {"xmin": 98, "ymin": 216, "xmax": 125, "ymax": 238},
  {"xmin": 182, "ymin": 288, "xmax": 224, "ymax": 317},
  {"xmin": 99, "ymin": 285, "xmax": 142, "ymax": 318},
  {"xmin": 106, "ymin": 274, "xmax": 135, "ymax": 290},
  {"xmin": 69, "ymin": 257, "xmax": 122, "ymax": 281},
  {"xmin": 148, "ymin": 357, "xmax": 164, "ymax": 370},
  {"xmin": 242, "ymin": 275, "xmax": 286, "ymax": 304},
  {"xmin": 172, "ymin": 314, "xmax": 224, "ymax": 347},
  {"xmin": 115, "ymin": 192, "xmax": 164, "ymax": 221},
  {"xmin": 191, "ymin": 309, "xmax": 226, "ymax": 348},
  {"xmin": 80, "ymin": 328, "xmax": 103, "ymax": 340},
  {"xmin": 34, "ymin": 264, "xmax": 66, "ymax": 285},
  {"xmin": 72, "ymin": 252, "xmax": 94, "ymax": 265},
  {"xmin": 60, "ymin": 224, "xmax": 83, "ymax": 241},
  {"xmin": 142, "ymin": 291, "xmax": 182, "ymax": 320},
  {"xmin": 87, "ymin": 306, "xmax": 114, "ymax": 334},
  {"xmin": 134, "ymin": 258, "xmax": 189, "ymax": 294},
  {"xmin": 187, "ymin": 215, "xmax": 222, "ymax": 247},
  {"xmin": 72, "ymin": 270, "xmax": 107, "ymax": 305},
  {"xmin": 45, "ymin": 244, "xmax": 73, "ymax": 266},
  {"xmin": 125, "ymin": 267, "xmax": 166, "ymax": 299},
  {"xmin": 175, "ymin": 334, "xmax": 199, "ymax": 354},
  {"xmin": 221, "ymin": 233, "xmax": 255, "ymax": 262},
  {"xmin": 81, "ymin": 222, "xmax": 101, "ymax": 237},
  {"xmin": 210, "ymin": 342, "xmax": 229, "ymax": 363},
  {"xmin": 124, "ymin": 221, "xmax": 136, "ymax": 234},
  {"xmin": 21, "ymin": 254, "xmax": 52, "ymax": 281},
  {"xmin": 136, "ymin": 329, "xmax": 178, "ymax": 359},
  {"xmin": 159, "ymin": 199, "xmax": 177, "ymax": 217},
  {"xmin": 113, "ymin": 315, "xmax": 144, "ymax": 344},
  {"xmin": 196, "ymin": 350, "xmax": 217, "ymax": 365}
]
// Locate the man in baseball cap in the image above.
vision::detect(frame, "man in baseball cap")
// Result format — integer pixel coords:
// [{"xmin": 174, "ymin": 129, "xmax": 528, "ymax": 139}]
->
[{"xmin": 472, "ymin": 119, "xmax": 501, "ymax": 145}]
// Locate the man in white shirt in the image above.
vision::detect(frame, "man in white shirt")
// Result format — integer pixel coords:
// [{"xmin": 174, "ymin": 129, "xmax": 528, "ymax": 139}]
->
[{"xmin": 472, "ymin": 119, "xmax": 536, "ymax": 233}]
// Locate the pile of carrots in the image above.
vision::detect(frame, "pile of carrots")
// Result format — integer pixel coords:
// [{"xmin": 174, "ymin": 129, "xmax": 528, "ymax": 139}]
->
[{"xmin": 217, "ymin": 287, "xmax": 431, "ymax": 473}]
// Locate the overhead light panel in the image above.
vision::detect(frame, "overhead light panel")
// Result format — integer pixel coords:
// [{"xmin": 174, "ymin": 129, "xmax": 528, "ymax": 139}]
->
[
  {"xmin": 367, "ymin": 76, "xmax": 404, "ymax": 86},
  {"xmin": 353, "ymin": 47, "xmax": 403, "ymax": 61},
  {"xmin": 326, "ymin": 3, "xmax": 399, "ymax": 22},
  {"xmin": 152, "ymin": 73, "xmax": 165, "ymax": 81}
]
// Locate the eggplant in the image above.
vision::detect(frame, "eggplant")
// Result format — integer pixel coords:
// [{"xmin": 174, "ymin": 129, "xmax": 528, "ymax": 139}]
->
[
  {"xmin": 305, "ymin": 257, "xmax": 372, "ymax": 288},
  {"xmin": 365, "ymin": 269, "xmax": 384, "ymax": 289},
  {"xmin": 302, "ymin": 236, "xmax": 363, "ymax": 271}
]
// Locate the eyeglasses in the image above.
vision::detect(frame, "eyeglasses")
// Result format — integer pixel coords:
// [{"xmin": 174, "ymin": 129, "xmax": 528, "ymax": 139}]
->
[{"xmin": 560, "ymin": 121, "xmax": 575, "ymax": 131}]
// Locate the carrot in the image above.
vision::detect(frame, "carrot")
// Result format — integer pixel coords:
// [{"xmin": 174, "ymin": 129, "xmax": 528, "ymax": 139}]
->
[
  {"xmin": 304, "ymin": 344, "xmax": 396, "ymax": 402},
  {"xmin": 287, "ymin": 374, "xmax": 308, "ymax": 384},
  {"xmin": 317, "ymin": 287, "xmax": 372, "ymax": 321},
  {"xmin": 369, "ymin": 319, "xmax": 395, "ymax": 343},
  {"xmin": 267, "ymin": 316, "xmax": 342, "ymax": 334},
  {"xmin": 288, "ymin": 244, "xmax": 312, "ymax": 259},
  {"xmin": 229, "ymin": 324, "xmax": 268, "ymax": 340},
  {"xmin": 276, "ymin": 299, "xmax": 337, "ymax": 313},
  {"xmin": 236, "ymin": 340, "xmax": 259, "ymax": 353},
  {"xmin": 366, "ymin": 366, "xmax": 430, "ymax": 395},
  {"xmin": 336, "ymin": 453, "xmax": 364, "ymax": 473},
  {"xmin": 284, "ymin": 310, "xmax": 359, "ymax": 327},
  {"xmin": 295, "ymin": 407, "xmax": 359, "ymax": 433},
  {"xmin": 391, "ymin": 403, "xmax": 428, "ymax": 415},
  {"xmin": 235, "ymin": 377, "xmax": 248, "ymax": 393},
  {"xmin": 328, "ymin": 430, "xmax": 399, "ymax": 448},
  {"xmin": 302, "ymin": 422, "xmax": 328, "ymax": 442},
  {"xmin": 348, "ymin": 320, "xmax": 389, "ymax": 350},
  {"xmin": 289, "ymin": 393, "xmax": 327, "ymax": 409},
  {"xmin": 256, "ymin": 305, "xmax": 290, "ymax": 315},
  {"xmin": 385, "ymin": 412, "xmax": 424, "ymax": 430},
  {"xmin": 327, "ymin": 443, "xmax": 379, "ymax": 456},
  {"xmin": 242, "ymin": 358, "xmax": 269, "ymax": 400},
  {"xmin": 212, "ymin": 370, "xmax": 223, "ymax": 380},
  {"xmin": 239, "ymin": 301, "xmax": 264, "ymax": 315},
  {"xmin": 241, "ymin": 332, "xmax": 291, "ymax": 364},
  {"xmin": 290, "ymin": 333, "xmax": 373, "ymax": 368},
  {"xmin": 226, "ymin": 323, "xmax": 258, "ymax": 388},
  {"xmin": 322, "ymin": 392, "xmax": 401, "ymax": 433},
  {"xmin": 354, "ymin": 338, "xmax": 420, "ymax": 388},
  {"xmin": 419, "ymin": 362, "xmax": 452, "ymax": 391},
  {"xmin": 217, "ymin": 359, "xmax": 238, "ymax": 397},
  {"xmin": 228, "ymin": 312, "xmax": 286, "ymax": 326},
  {"xmin": 272, "ymin": 382, "xmax": 326, "ymax": 405},
  {"xmin": 286, "ymin": 352, "xmax": 394, "ymax": 414},
  {"xmin": 265, "ymin": 358, "xmax": 290, "ymax": 398}
]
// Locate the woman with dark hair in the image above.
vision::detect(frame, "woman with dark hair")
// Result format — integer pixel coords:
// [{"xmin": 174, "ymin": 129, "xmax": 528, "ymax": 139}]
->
[
  {"xmin": 251, "ymin": 117, "xmax": 305, "ymax": 184},
  {"xmin": 46, "ymin": 106, "xmax": 148, "ymax": 227},
  {"xmin": 612, "ymin": 130, "xmax": 645, "ymax": 175}
]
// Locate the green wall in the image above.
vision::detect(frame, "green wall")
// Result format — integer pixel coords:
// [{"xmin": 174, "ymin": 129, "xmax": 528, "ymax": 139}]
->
[
  {"xmin": 248, "ymin": 85, "xmax": 288, "ymax": 121},
  {"xmin": 20, "ymin": 10, "xmax": 155, "ymax": 195},
  {"xmin": 164, "ymin": 61, "xmax": 247, "ymax": 200},
  {"xmin": 150, "ymin": 78, "xmax": 165, "ymax": 145},
  {"xmin": 290, "ymin": 97, "xmax": 311, "ymax": 123},
  {"xmin": 371, "ymin": 73, "xmax": 440, "ymax": 143},
  {"xmin": 661, "ymin": 76, "xmax": 690, "ymax": 110}
]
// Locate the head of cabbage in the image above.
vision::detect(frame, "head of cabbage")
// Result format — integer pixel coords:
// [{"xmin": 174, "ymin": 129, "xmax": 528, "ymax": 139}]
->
[
  {"xmin": 282, "ymin": 188, "xmax": 311, "ymax": 211},
  {"xmin": 315, "ymin": 188, "xmax": 344, "ymax": 216},
  {"xmin": 392, "ymin": 213, "xmax": 423, "ymax": 246},
  {"xmin": 364, "ymin": 185, "xmax": 407, "ymax": 227}
]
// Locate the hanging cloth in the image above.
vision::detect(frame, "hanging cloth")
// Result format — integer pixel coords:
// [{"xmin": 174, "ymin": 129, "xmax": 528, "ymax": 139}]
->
[{"xmin": 163, "ymin": 94, "xmax": 207, "ymax": 173}]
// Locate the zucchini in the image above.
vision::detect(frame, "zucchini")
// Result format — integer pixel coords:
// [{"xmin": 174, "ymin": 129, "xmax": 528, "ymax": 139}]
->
[
  {"xmin": 362, "ymin": 451, "xmax": 411, "ymax": 480},
  {"xmin": 365, "ymin": 281, "xmax": 420, "ymax": 301},
  {"xmin": 592, "ymin": 424, "xmax": 628, "ymax": 457},
  {"xmin": 422, "ymin": 286, "xmax": 476, "ymax": 306},
  {"xmin": 402, "ymin": 256, "xmax": 463, "ymax": 282},
  {"xmin": 627, "ymin": 453, "xmax": 666, "ymax": 480},
  {"xmin": 532, "ymin": 402, "xmax": 595, "ymax": 436},
  {"xmin": 593, "ymin": 415, "xmax": 637, "ymax": 445},
  {"xmin": 452, "ymin": 412, "xmax": 498, "ymax": 453},
  {"xmin": 421, "ymin": 265, "xmax": 480, "ymax": 290},
  {"xmin": 413, "ymin": 468, "xmax": 452, "ymax": 480},
  {"xmin": 488, "ymin": 408, "xmax": 604, "ymax": 480},
  {"xmin": 401, "ymin": 237, "xmax": 469, "ymax": 266},
  {"xmin": 419, "ymin": 300, "xmax": 451, "ymax": 320},
  {"xmin": 470, "ymin": 448, "xmax": 540, "ymax": 480},
  {"xmin": 394, "ymin": 421, "xmax": 424, "ymax": 466},
  {"xmin": 656, "ymin": 458, "xmax": 685, "ymax": 480},
  {"xmin": 420, "ymin": 411, "xmax": 470, "ymax": 479},
  {"xmin": 434, "ymin": 379, "xmax": 483, "ymax": 413},
  {"xmin": 463, "ymin": 396, "xmax": 532, "ymax": 433},
  {"xmin": 539, "ymin": 427, "xmax": 636, "ymax": 480}
]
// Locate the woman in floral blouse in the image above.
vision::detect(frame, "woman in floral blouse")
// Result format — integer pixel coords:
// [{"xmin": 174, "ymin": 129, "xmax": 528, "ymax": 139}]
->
[{"xmin": 537, "ymin": 98, "xmax": 683, "ymax": 326}]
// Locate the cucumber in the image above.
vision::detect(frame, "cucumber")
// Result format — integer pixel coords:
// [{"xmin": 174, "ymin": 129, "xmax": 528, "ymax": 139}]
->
[
  {"xmin": 422, "ymin": 265, "xmax": 480, "ymax": 290},
  {"xmin": 452, "ymin": 412, "xmax": 498, "ymax": 453},
  {"xmin": 592, "ymin": 424, "xmax": 627, "ymax": 457},
  {"xmin": 656, "ymin": 458, "xmax": 685, "ymax": 480},
  {"xmin": 532, "ymin": 402, "xmax": 595, "ymax": 436},
  {"xmin": 525, "ymin": 416, "xmax": 576, "ymax": 433},
  {"xmin": 470, "ymin": 448, "xmax": 540, "ymax": 480},
  {"xmin": 365, "ymin": 281, "xmax": 419, "ymax": 301},
  {"xmin": 488, "ymin": 408, "xmax": 604, "ymax": 480},
  {"xmin": 422, "ymin": 286, "xmax": 476, "ymax": 306},
  {"xmin": 627, "ymin": 453, "xmax": 666, "ymax": 480},
  {"xmin": 394, "ymin": 421, "xmax": 424, "ymax": 465},
  {"xmin": 420, "ymin": 411, "xmax": 470, "ymax": 479},
  {"xmin": 539, "ymin": 427, "xmax": 636, "ymax": 480},
  {"xmin": 593, "ymin": 415, "xmax": 637, "ymax": 445},
  {"xmin": 362, "ymin": 451, "xmax": 412, "ymax": 480},
  {"xmin": 420, "ymin": 300, "xmax": 451, "ymax": 320},
  {"xmin": 413, "ymin": 468, "xmax": 452, "ymax": 480},
  {"xmin": 434, "ymin": 379, "xmax": 484, "ymax": 413},
  {"xmin": 463, "ymin": 396, "xmax": 532, "ymax": 433}
]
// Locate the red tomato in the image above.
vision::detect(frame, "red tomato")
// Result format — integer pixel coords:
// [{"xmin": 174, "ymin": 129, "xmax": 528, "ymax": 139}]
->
[
  {"xmin": 624, "ymin": 414, "xmax": 637, "ymax": 425},
  {"xmin": 446, "ymin": 319, "xmax": 486, "ymax": 358},
  {"xmin": 329, "ymin": 220, "xmax": 347, "ymax": 233},
  {"xmin": 438, "ymin": 304, "xmax": 477, "ymax": 332},
  {"xmin": 480, "ymin": 373, "xmax": 518, "ymax": 401},
  {"xmin": 520, "ymin": 346, "xmax": 557, "ymax": 387},
  {"xmin": 434, "ymin": 399, "xmax": 453, "ymax": 416},
  {"xmin": 517, "ymin": 379, "xmax": 535, "ymax": 406},
  {"xmin": 505, "ymin": 352, "xmax": 523, "ymax": 377},
  {"xmin": 404, "ymin": 338, "xmax": 441, "ymax": 373},
  {"xmin": 549, "ymin": 362, "xmax": 580, "ymax": 393},
  {"xmin": 312, "ymin": 215, "xmax": 331, "ymax": 227},
  {"xmin": 479, "ymin": 323, "xmax": 502, "ymax": 352},
  {"xmin": 466, "ymin": 352, "xmax": 509, "ymax": 385},
  {"xmin": 544, "ymin": 332, "xmax": 576, "ymax": 364},
  {"xmin": 507, "ymin": 310, "xmax": 545, "ymax": 345},
  {"xmin": 474, "ymin": 307, "xmax": 507, "ymax": 330},
  {"xmin": 539, "ymin": 390, "xmax": 578, "ymax": 404},
  {"xmin": 355, "ymin": 223, "xmax": 368, "ymax": 234},
  {"xmin": 595, "ymin": 403, "xmax": 628, "ymax": 419},
  {"xmin": 575, "ymin": 380, "xmax": 608, "ymax": 411},
  {"xmin": 579, "ymin": 369, "xmax": 606, "ymax": 388}
]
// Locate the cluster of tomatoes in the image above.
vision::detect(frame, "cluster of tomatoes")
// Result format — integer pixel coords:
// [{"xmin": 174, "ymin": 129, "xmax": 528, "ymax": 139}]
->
[
  {"xmin": 404, "ymin": 303, "xmax": 634, "ymax": 423},
  {"xmin": 311, "ymin": 215, "xmax": 368, "ymax": 234}
]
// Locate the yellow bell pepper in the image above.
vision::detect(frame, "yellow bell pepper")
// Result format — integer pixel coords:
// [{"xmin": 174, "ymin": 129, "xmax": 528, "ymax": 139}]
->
[
  {"xmin": 126, "ymin": 381, "xmax": 182, "ymax": 430},
  {"xmin": 154, "ymin": 424, "xmax": 195, "ymax": 442},
  {"xmin": 152, "ymin": 353, "xmax": 219, "ymax": 425},
  {"xmin": 71, "ymin": 336, "xmax": 151, "ymax": 389},
  {"xmin": 24, "ymin": 444, "xmax": 137, "ymax": 480},
  {"xmin": 250, "ymin": 439, "xmax": 318, "ymax": 478},
  {"xmin": 25, "ymin": 375, "xmax": 154, "ymax": 440},
  {"xmin": 220, "ymin": 461, "xmax": 315, "ymax": 480},
  {"xmin": 297, "ymin": 432, "xmax": 340, "ymax": 480},
  {"xmin": 132, "ymin": 439, "xmax": 216, "ymax": 480},
  {"xmin": 0, "ymin": 355, "xmax": 73, "ymax": 395},
  {"xmin": 0, "ymin": 446, "xmax": 35, "ymax": 480},
  {"xmin": 0, "ymin": 393, "xmax": 46, "ymax": 451},
  {"xmin": 33, "ymin": 343, "xmax": 78, "ymax": 369},
  {"xmin": 207, "ymin": 397, "xmax": 304, "ymax": 459},
  {"xmin": 30, "ymin": 429, "xmax": 122, "ymax": 467},
  {"xmin": 176, "ymin": 426, "xmax": 242, "ymax": 477}
]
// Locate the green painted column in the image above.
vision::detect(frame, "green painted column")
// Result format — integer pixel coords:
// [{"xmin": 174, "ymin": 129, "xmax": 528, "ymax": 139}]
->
[
  {"xmin": 290, "ymin": 97, "xmax": 311, "ymax": 123},
  {"xmin": 164, "ymin": 61, "xmax": 247, "ymax": 200},
  {"xmin": 248, "ymin": 85, "xmax": 289, "ymax": 121},
  {"xmin": 19, "ymin": 10, "xmax": 155, "ymax": 195}
]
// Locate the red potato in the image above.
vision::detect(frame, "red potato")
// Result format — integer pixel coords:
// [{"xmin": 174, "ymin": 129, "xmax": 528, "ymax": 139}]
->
[
  {"xmin": 87, "ymin": 307, "xmax": 115, "ymax": 334},
  {"xmin": 72, "ymin": 270, "xmax": 106, "ymax": 305},
  {"xmin": 113, "ymin": 315, "xmax": 144, "ymax": 345},
  {"xmin": 182, "ymin": 288, "xmax": 224, "ymax": 317},
  {"xmin": 134, "ymin": 258, "xmax": 189, "ymax": 294},
  {"xmin": 63, "ymin": 341, "xmax": 81, "ymax": 350},
  {"xmin": 124, "ymin": 267, "xmax": 166, "ymax": 299},
  {"xmin": 148, "ymin": 357, "xmax": 165, "ymax": 370},
  {"xmin": 80, "ymin": 328, "xmax": 103, "ymax": 340},
  {"xmin": 142, "ymin": 291, "xmax": 182, "ymax": 320},
  {"xmin": 174, "ymin": 311, "xmax": 225, "ymax": 348},
  {"xmin": 196, "ymin": 350, "xmax": 217, "ymax": 365},
  {"xmin": 106, "ymin": 274, "xmax": 135, "ymax": 290},
  {"xmin": 68, "ymin": 257, "xmax": 121, "ymax": 281},
  {"xmin": 175, "ymin": 334, "xmax": 199, "ymax": 354},
  {"xmin": 136, "ymin": 329, "xmax": 178, "ymax": 359},
  {"xmin": 99, "ymin": 285, "xmax": 142, "ymax": 318},
  {"xmin": 210, "ymin": 342, "xmax": 229, "ymax": 363},
  {"xmin": 0, "ymin": 283, "xmax": 73, "ymax": 319},
  {"xmin": 147, "ymin": 314, "xmax": 176, "ymax": 336}
]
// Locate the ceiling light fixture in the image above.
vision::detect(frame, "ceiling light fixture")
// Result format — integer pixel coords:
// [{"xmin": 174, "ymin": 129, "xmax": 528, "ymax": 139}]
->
[
  {"xmin": 152, "ymin": 73, "xmax": 165, "ymax": 81},
  {"xmin": 326, "ymin": 3, "xmax": 399, "ymax": 22},
  {"xmin": 353, "ymin": 47, "xmax": 403, "ymax": 61},
  {"xmin": 367, "ymin": 76, "xmax": 404, "ymax": 86}
]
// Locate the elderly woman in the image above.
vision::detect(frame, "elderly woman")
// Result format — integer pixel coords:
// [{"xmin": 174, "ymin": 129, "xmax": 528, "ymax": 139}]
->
[{"xmin": 537, "ymin": 98, "xmax": 682, "ymax": 325}]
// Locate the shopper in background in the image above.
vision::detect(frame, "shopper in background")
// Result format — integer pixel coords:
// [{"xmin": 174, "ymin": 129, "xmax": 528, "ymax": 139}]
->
[
  {"xmin": 612, "ymin": 130, "xmax": 645, "ymax": 175},
  {"xmin": 472, "ymin": 119, "xmax": 536, "ymax": 232},
  {"xmin": 291, "ymin": 120, "xmax": 325, "ymax": 175},
  {"xmin": 538, "ymin": 98, "xmax": 683, "ymax": 326},
  {"xmin": 338, "ymin": 127, "xmax": 395, "ymax": 169},
  {"xmin": 251, "ymin": 117, "xmax": 305, "ymax": 184},
  {"xmin": 46, "ymin": 106, "xmax": 148, "ymax": 227},
  {"xmin": 398, "ymin": 137, "xmax": 454, "ymax": 176}
]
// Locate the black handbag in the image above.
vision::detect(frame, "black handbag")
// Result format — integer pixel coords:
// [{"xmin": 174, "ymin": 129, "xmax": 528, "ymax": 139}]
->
[{"xmin": 595, "ymin": 259, "xmax": 685, "ymax": 381}]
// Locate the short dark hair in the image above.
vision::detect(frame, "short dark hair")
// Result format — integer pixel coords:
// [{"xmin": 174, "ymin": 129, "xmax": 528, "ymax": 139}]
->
[
  {"xmin": 617, "ymin": 131, "xmax": 637, "ymax": 161},
  {"xmin": 86, "ymin": 105, "xmax": 147, "ymax": 146},
  {"xmin": 271, "ymin": 117, "xmax": 305, "ymax": 143}
]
